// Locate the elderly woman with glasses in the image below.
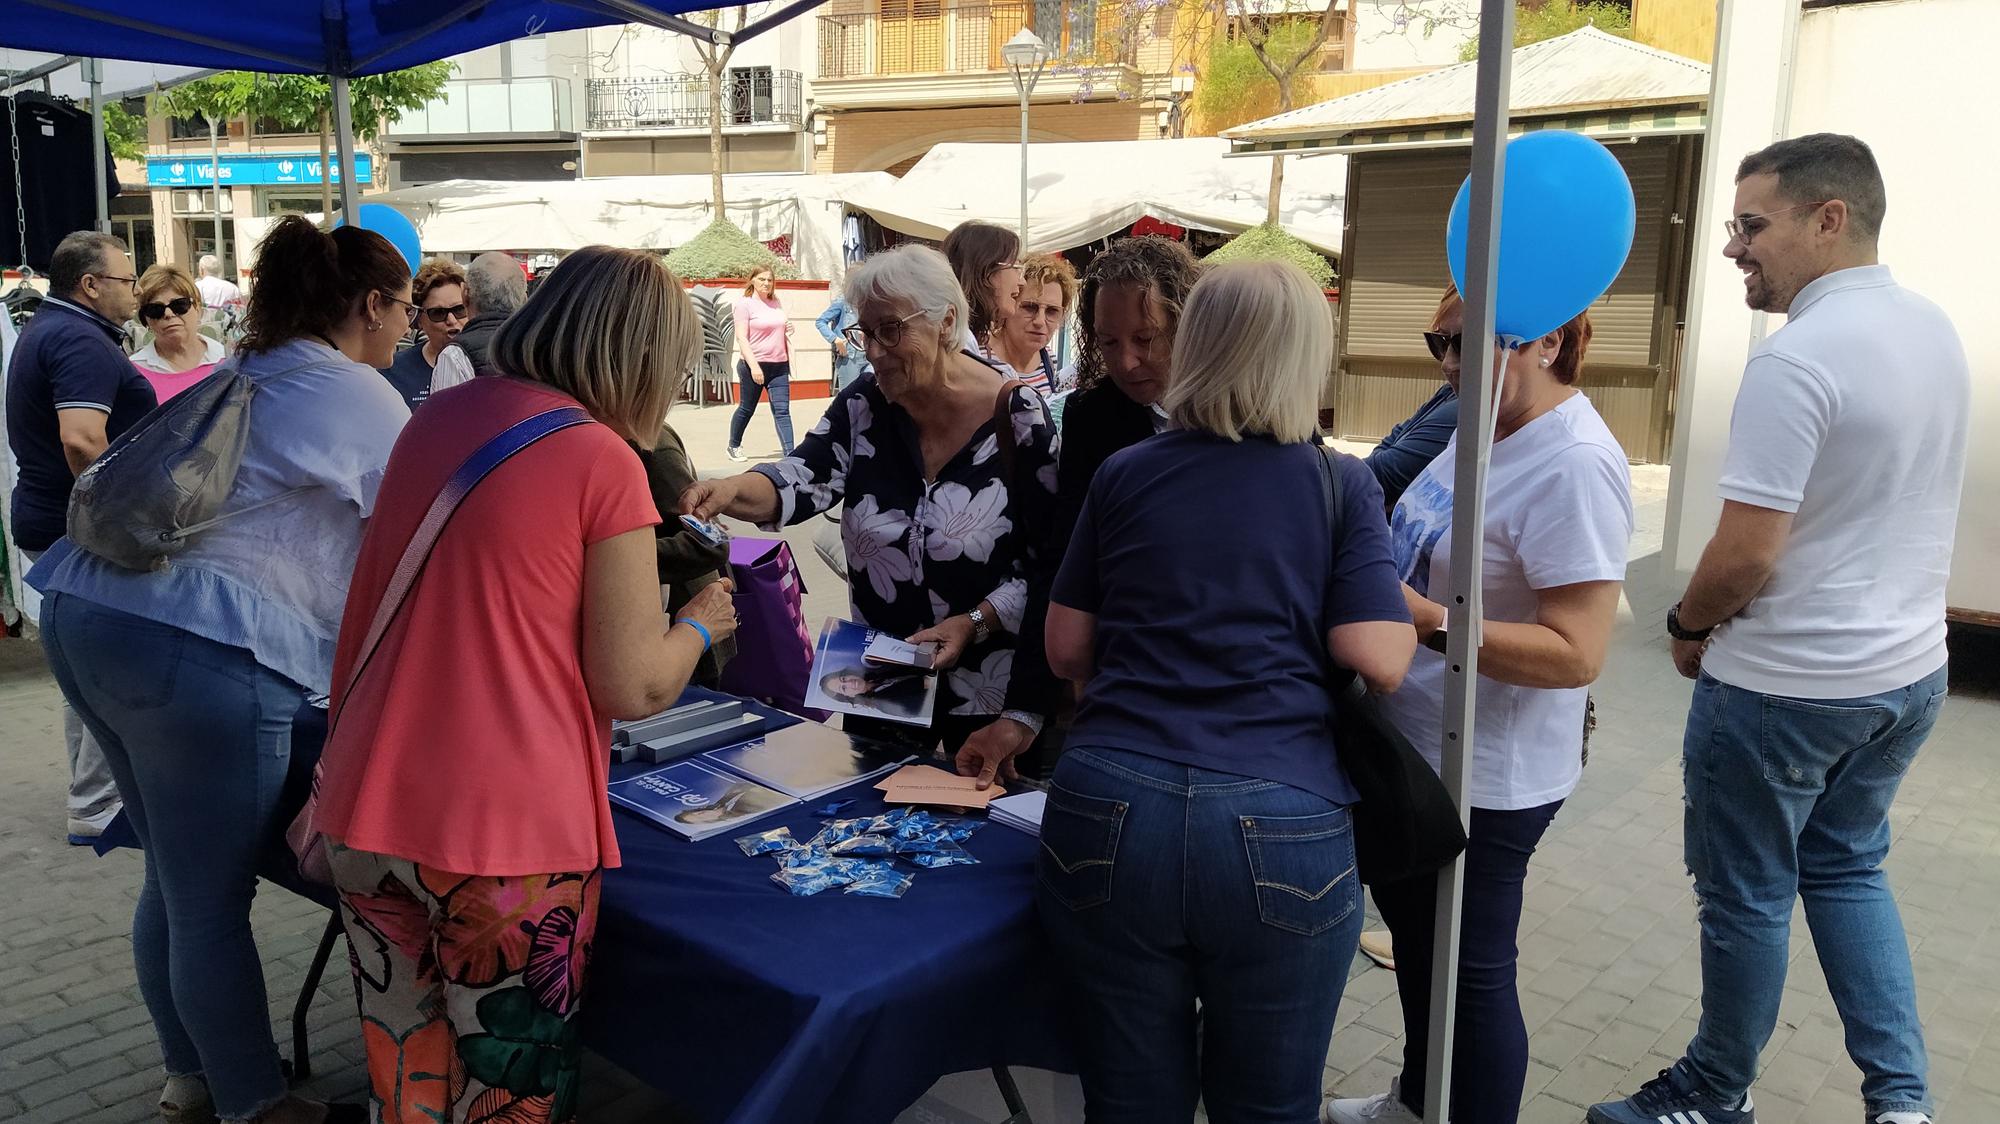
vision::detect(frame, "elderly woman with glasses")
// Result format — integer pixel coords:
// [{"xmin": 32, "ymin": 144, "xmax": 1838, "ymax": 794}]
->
[
  {"xmin": 379, "ymin": 258, "xmax": 468, "ymax": 411},
  {"xmin": 683, "ymin": 243, "xmax": 1060, "ymax": 781},
  {"xmin": 129, "ymin": 264, "xmax": 226, "ymax": 402},
  {"xmin": 991, "ymin": 253, "xmax": 1078, "ymax": 394}
]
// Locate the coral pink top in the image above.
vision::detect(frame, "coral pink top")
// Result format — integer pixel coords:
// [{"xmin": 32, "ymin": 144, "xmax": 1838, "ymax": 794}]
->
[
  {"xmin": 732, "ymin": 293, "xmax": 791, "ymax": 363},
  {"xmin": 312, "ymin": 377, "xmax": 660, "ymax": 875},
  {"xmin": 130, "ymin": 335, "xmax": 225, "ymax": 402}
]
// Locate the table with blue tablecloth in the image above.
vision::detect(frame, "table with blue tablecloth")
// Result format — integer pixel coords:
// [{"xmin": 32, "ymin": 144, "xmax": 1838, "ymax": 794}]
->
[{"xmin": 580, "ymin": 689, "xmax": 1076, "ymax": 1124}]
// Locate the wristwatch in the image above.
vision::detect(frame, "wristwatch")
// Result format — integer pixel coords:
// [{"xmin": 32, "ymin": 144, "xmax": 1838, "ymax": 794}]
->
[
  {"xmin": 967, "ymin": 607, "xmax": 992, "ymax": 645},
  {"xmin": 1667, "ymin": 602, "xmax": 1713, "ymax": 643}
]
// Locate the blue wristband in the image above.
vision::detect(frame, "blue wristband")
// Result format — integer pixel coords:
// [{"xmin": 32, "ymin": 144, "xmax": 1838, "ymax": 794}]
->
[{"xmin": 681, "ymin": 619, "xmax": 713, "ymax": 652}]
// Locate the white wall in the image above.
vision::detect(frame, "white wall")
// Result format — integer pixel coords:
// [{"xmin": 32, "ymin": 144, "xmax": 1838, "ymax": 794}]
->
[
  {"xmin": 583, "ymin": 12, "xmax": 814, "ymax": 81},
  {"xmin": 1351, "ymin": 0, "xmax": 1476, "ymax": 70},
  {"xmin": 1663, "ymin": 0, "xmax": 2000, "ymax": 617}
]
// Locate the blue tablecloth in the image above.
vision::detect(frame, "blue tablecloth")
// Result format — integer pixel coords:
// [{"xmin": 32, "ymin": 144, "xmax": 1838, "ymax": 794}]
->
[{"xmin": 580, "ymin": 702, "xmax": 1075, "ymax": 1124}]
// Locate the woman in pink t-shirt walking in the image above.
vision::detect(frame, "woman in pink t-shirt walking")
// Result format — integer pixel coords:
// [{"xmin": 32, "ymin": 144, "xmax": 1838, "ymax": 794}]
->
[{"xmin": 726, "ymin": 265, "xmax": 795, "ymax": 461}]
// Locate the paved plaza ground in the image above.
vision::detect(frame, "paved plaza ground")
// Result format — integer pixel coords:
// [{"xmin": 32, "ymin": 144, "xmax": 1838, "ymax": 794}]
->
[{"xmin": 3, "ymin": 395, "xmax": 1997, "ymax": 1123}]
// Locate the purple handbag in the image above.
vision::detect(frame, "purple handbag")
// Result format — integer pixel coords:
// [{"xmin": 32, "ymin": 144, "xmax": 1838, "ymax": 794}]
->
[{"xmin": 716, "ymin": 536, "xmax": 825, "ymax": 719}]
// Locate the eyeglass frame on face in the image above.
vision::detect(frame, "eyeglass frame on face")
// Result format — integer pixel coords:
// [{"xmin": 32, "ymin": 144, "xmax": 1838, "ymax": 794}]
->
[
  {"xmin": 1016, "ymin": 295, "xmax": 1065, "ymax": 324},
  {"xmin": 379, "ymin": 293, "xmax": 421, "ymax": 327},
  {"xmin": 87, "ymin": 272, "xmax": 139, "ymax": 290},
  {"xmin": 1723, "ymin": 200, "xmax": 1828, "ymax": 245},
  {"xmin": 422, "ymin": 302, "xmax": 469, "ymax": 325},
  {"xmin": 842, "ymin": 308, "xmax": 937, "ymax": 351},
  {"xmin": 140, "ymin": 296, "xmax": 196, "ymax": 323}
]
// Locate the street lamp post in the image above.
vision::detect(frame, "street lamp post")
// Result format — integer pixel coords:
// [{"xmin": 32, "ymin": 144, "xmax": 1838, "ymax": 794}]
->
[{"xmin": 1002, "ymin": 28, "xmax": 1051, "ymax": 245}]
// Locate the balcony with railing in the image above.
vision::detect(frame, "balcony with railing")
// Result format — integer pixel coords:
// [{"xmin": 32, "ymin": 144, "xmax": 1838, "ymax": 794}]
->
[
  {"xmin": 816, "ymin": 0, "xmax": 1143, "ymax": 109},
  {"xmin": 585, "ymin": 69, "xmax": 806, "ymax": 133},
  {"xmin": 384, "ymin": 76, "xmax": 576, "ymax": 141}
]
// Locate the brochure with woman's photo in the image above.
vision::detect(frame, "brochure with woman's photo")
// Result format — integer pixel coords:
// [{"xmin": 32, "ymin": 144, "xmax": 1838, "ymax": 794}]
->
[
  {"xmin": 607, "ymin": 759, "xmax": 797, "ymax": 842},
  {"xmin": 803, "ymin": 618, "xmax": 937, "ymax": 727}
]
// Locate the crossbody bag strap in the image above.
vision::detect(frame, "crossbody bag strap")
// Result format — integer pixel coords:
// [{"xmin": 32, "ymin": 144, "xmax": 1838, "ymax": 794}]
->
[{"xmin": 329, "ymin": 405, "xmax": 593, "ymax": 728}]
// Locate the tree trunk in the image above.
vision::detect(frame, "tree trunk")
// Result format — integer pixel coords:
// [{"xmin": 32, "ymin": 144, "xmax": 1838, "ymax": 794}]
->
[
  {"xmin": 1265, "ymin": 84, "xmax": 1294, "ymax": 226},
  {"xmin": 318, "ymin": 107, "xmax": 333, "ymax": 225},
  {"xmin": 709, "ymin": 62, "xmax": 726, "ymax": 221}
]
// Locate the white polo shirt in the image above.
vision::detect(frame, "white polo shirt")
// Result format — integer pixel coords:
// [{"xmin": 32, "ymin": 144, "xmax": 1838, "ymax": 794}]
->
[{"xmin": 1704, "ymin": 264, "xmax": 1970, "ymax": 699}]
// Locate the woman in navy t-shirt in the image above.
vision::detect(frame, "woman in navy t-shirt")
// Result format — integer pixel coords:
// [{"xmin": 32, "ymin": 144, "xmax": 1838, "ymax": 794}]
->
[{"xmin": 1040, "ymin": 261, "xmax": 1416, "ymax": 1122}]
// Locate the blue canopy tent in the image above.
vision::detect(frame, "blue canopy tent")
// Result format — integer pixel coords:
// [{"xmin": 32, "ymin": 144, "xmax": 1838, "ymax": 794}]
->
[
  {"xmin": 3, "ymin": 0, "xmax": 1528, "ymax": 1114},
  {"xmin": 0, "ymin": 0, "xmax": 827, "ymax": 217}
]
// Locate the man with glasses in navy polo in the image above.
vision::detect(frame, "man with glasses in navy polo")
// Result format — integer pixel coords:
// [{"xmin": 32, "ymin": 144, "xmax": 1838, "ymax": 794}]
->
[{"xmin": 5, "ymin": 229, "xmax": 155, "ymax": 843}]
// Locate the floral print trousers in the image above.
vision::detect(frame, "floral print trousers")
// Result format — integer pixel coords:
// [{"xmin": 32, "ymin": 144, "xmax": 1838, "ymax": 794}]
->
[{"xmin": 328, "ymin": 843, "xmax": 600, "ymax": 1124}]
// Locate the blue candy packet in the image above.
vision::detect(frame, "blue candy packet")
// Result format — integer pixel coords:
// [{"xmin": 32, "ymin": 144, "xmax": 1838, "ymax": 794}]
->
[
  {"xmin": 844, "ymin": 863, "xmax": 914, "ymax": 899},
  {"xmin": 907, "ymin": 842, "xmax": 978, "ymax": 868},
  {"xmin": 829, "ymin": 834, "xmax": 898, "ymax": 857},
  {"xmin": 736, "ymin": 826, "xmax": 801, "ymax": 857},
  {"xmin": 771, "ymin": 851, "xmax": 868, "ymax": 896}
]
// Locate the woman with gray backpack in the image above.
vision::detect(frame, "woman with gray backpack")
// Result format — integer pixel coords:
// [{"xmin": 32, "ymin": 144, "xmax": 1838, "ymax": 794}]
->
[{"xmin": 29, "ymin": 214, "xmax": 412, "ymax": 1124}]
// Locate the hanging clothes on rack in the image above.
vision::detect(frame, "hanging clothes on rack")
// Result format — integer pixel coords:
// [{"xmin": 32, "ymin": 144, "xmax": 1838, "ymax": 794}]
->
[{"xmin": 2, "ymin": 92, "xmax": 121, "ymax": 271}]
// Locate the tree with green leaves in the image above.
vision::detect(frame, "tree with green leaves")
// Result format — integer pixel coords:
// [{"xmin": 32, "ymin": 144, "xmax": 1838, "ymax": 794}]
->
[
  {"xmin": 1457, "ymin": 0, "xmax": 1631, "ymax": 58},
  {"xmin": 102, "ymin": 102, "xmax": 148, "ymax": 163},
  {"xmin": 156, "ymin": 65, "xmax": 453, "ymax": 221}
]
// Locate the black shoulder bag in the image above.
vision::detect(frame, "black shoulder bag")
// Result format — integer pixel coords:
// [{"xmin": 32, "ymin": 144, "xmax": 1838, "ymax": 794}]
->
[{"xmin": 1317, "ymin": 446, "xmax": 1469, "ymax": 886}]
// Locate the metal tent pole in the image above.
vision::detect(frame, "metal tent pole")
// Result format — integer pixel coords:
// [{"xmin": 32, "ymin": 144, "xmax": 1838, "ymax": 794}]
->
[
  {"xmin": 331, "ymin": 75, "xmax": 360, "ymax": 222},
  {"xmin": 208, "ymin": 114, "xmax": 224, "ymax": 269},
  {"xmin": 85, "ymin": 59, "xmax": 109, "ymax": 234},
  {"xmin": 1422, "ymin": 0, "xmax": 1514, "ymax": 1119}
]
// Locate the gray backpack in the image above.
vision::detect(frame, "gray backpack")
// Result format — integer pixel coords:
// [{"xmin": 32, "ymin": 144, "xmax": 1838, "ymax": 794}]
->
[{"xmin": 67, "ymin": 356, "xmax": 311, "ymax": 571}]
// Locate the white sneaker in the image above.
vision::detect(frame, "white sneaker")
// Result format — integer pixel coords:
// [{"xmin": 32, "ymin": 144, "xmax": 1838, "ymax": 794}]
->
[
  {"xmin": 1322, "ymin": 1081, "xmax": 1421, "ymax": 1124},
  {"xmin": 725, "ymin": 446, "xmax": 748, "ymax": 463},
  {"xmin": 1872, "ymin": 1113, "xmax": 1930, "ymax": 1124}
]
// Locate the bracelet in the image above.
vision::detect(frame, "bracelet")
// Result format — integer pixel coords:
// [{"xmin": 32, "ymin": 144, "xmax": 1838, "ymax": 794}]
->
[{"xmin": 680, "ymin": 619, "xmax": 713, "ymax": 652}]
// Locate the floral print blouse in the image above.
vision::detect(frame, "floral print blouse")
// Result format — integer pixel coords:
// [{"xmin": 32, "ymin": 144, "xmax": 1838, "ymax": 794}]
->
[{"xmin": 752, "ymin": 370, "xmax": 1060, "ymax": 718}]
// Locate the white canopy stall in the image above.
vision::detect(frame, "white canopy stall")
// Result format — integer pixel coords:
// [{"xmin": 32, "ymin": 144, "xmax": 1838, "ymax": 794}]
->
[
  {"xmin": 236, "ymin": 171, "xmax": 898, "ymax": 282},
  {"xmin": 838, "ymin": 138, "xmax": 1347, "ymax": 257}
]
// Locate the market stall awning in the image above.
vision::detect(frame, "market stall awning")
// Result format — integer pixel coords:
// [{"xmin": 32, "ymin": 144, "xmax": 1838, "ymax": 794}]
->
[
  {"xmin": 0, "ymin": 50, "xmax": 211, "ymax": 99},
  {"xmin": 838, "ymin": 138, "xmax": 1346, "ymax": 257},
  {"xmin": 1225, "ymin": 26, "xmax": 1709, "ymax": 157}
]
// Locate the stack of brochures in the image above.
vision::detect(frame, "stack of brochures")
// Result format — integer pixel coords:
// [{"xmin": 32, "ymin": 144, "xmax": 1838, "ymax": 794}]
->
[
  {"xmin": 987, "ymin": 790, "xmax": 1047, "ymax": 836},
  {"xmin": 609, "ymin": 721, "xmax": 914, "ymax": 841}
]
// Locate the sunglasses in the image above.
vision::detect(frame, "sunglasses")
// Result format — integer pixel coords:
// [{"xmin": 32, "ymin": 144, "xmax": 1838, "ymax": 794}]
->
[
  {"xmin": 1423, "ymin": 330, "xmax": 1462, "ymax": 361},
  {"xmin": 140, "ymin": 296, "xmax": 196, "ymax": 322},
  {"xmin": 423, "ymin": 303, "xmax": 468, "ymax": 324}
]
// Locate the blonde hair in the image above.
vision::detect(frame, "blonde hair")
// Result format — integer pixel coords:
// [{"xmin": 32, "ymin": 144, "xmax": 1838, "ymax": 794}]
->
[
  {"xmin": 138, "ymin": 263, "xmax": 201, "ymax": 311},
  {"xmin": 1020, "ymin": 253, "xmax": 1078, "ymax": 310},
  {"xmin": 1164, "ymin": 261, "xmax": 1330, "ymax": 444},
  {"xmin": 489, "ymin": 246, "xmax": 700, "ymax": 443}
]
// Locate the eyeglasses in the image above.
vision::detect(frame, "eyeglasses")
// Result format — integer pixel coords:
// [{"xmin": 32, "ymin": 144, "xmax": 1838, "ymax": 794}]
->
[
  {"xmin": 1423, "ymin": 330, "xmax": 1462, "ymax": 361},
  {"xmin": 1723, "ymin": 201, "xmax": 1827, "ymax": 244},
  {"xmin": 90, "ymin": 273, "xmax": 139, "ymax": 290},
  {"xmin": 140, "ymin": 296, "xmax": 195, "ymax": 322},
  {"xmin": 423, "ymin": 303, "xmax": 468, "ymax": 324},
  {"xmin": 1017, "ymin": 299, "xmax": 1065, "ymax": 323},
  {"xmin": 381, "ymin": 294, "xmax": 420, "ymax": 327},
  {"xmin": 842, "ymin": 309, "xmax": 932, "ymax": 351}
]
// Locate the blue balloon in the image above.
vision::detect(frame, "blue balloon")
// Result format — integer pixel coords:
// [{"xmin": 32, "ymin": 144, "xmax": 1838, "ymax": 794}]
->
[
  {"xmin": 1445, "ymin": 131, "xmax": 1635, "ymax": 344},
  {"xmin": 335, "ymin": 203, "xmax": 422, "ymax": 273}
]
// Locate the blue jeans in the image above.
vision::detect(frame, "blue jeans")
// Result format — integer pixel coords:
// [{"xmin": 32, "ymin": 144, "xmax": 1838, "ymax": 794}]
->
[
  {"xmin": 1371, "ymin": 800, "xmax": 1562, "ymax": 1124},
  {"xmin": 729, "ymin": 358, "xmax": 794, "ymax": 454},
  {"xmin": 40, "ymin": 593, "xmax": 304, "ymax": 1122},
  {"xmin": 1036, "ymin": 746, "xmax": 1364, "ymax": 1123},
  {"xmin": 1681, "ymin": 666, "xmax": 1946, "ymax": 1118}
]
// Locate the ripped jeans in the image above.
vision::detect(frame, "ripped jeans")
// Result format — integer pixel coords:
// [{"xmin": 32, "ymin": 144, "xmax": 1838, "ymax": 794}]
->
[{"xmin": 1679, "ymin": 666, "xmax": 1947, "ymax": 1119}]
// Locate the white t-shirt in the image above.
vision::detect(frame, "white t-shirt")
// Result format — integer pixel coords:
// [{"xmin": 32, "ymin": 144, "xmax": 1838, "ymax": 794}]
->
[
  {"xmin": 1377, "ymin": 393, "xmax": 1633, "ymax": 811},
  {"xmin": 196, "ymin": 275, "xmax": 241, "ymax": 309},
  {"xmin": 1703, "ymin": 265, "xmax": 1969, "ymax": 699}
]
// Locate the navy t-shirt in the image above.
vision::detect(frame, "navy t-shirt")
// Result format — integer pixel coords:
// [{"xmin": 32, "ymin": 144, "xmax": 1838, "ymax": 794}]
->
[
  {"xmin": 379, "ymin": 344, "xmax": 434, "ymax": 412},
  {"xmin": 1052, "ymin": 430, "xmax": 1410, "ymax": 805},
  {"xmin": 4, "ymin": 299, "xmax": 158, "ymax": 552}
]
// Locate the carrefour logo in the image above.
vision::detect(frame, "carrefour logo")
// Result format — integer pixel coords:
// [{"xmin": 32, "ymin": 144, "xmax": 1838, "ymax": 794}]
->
[
  {"xmin": 278, "ymin": 160, "xmax": 295, "ymax": 174},
  {"xmin": 169, "ymin": 162, "xmax": 185, "ymax": 176}
]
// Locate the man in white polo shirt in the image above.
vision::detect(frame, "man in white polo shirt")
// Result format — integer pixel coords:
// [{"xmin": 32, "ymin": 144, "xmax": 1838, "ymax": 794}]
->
[{"xmin": 1591, "ymin": 135, "xmax": 1965, "ymax": 1124}]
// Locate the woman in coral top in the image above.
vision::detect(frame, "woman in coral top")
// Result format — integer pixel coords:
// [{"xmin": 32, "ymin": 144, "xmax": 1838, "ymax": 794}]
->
[{"xmin": 310, "ymin": 246, "xmax": 738, "ymax": 1124}]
